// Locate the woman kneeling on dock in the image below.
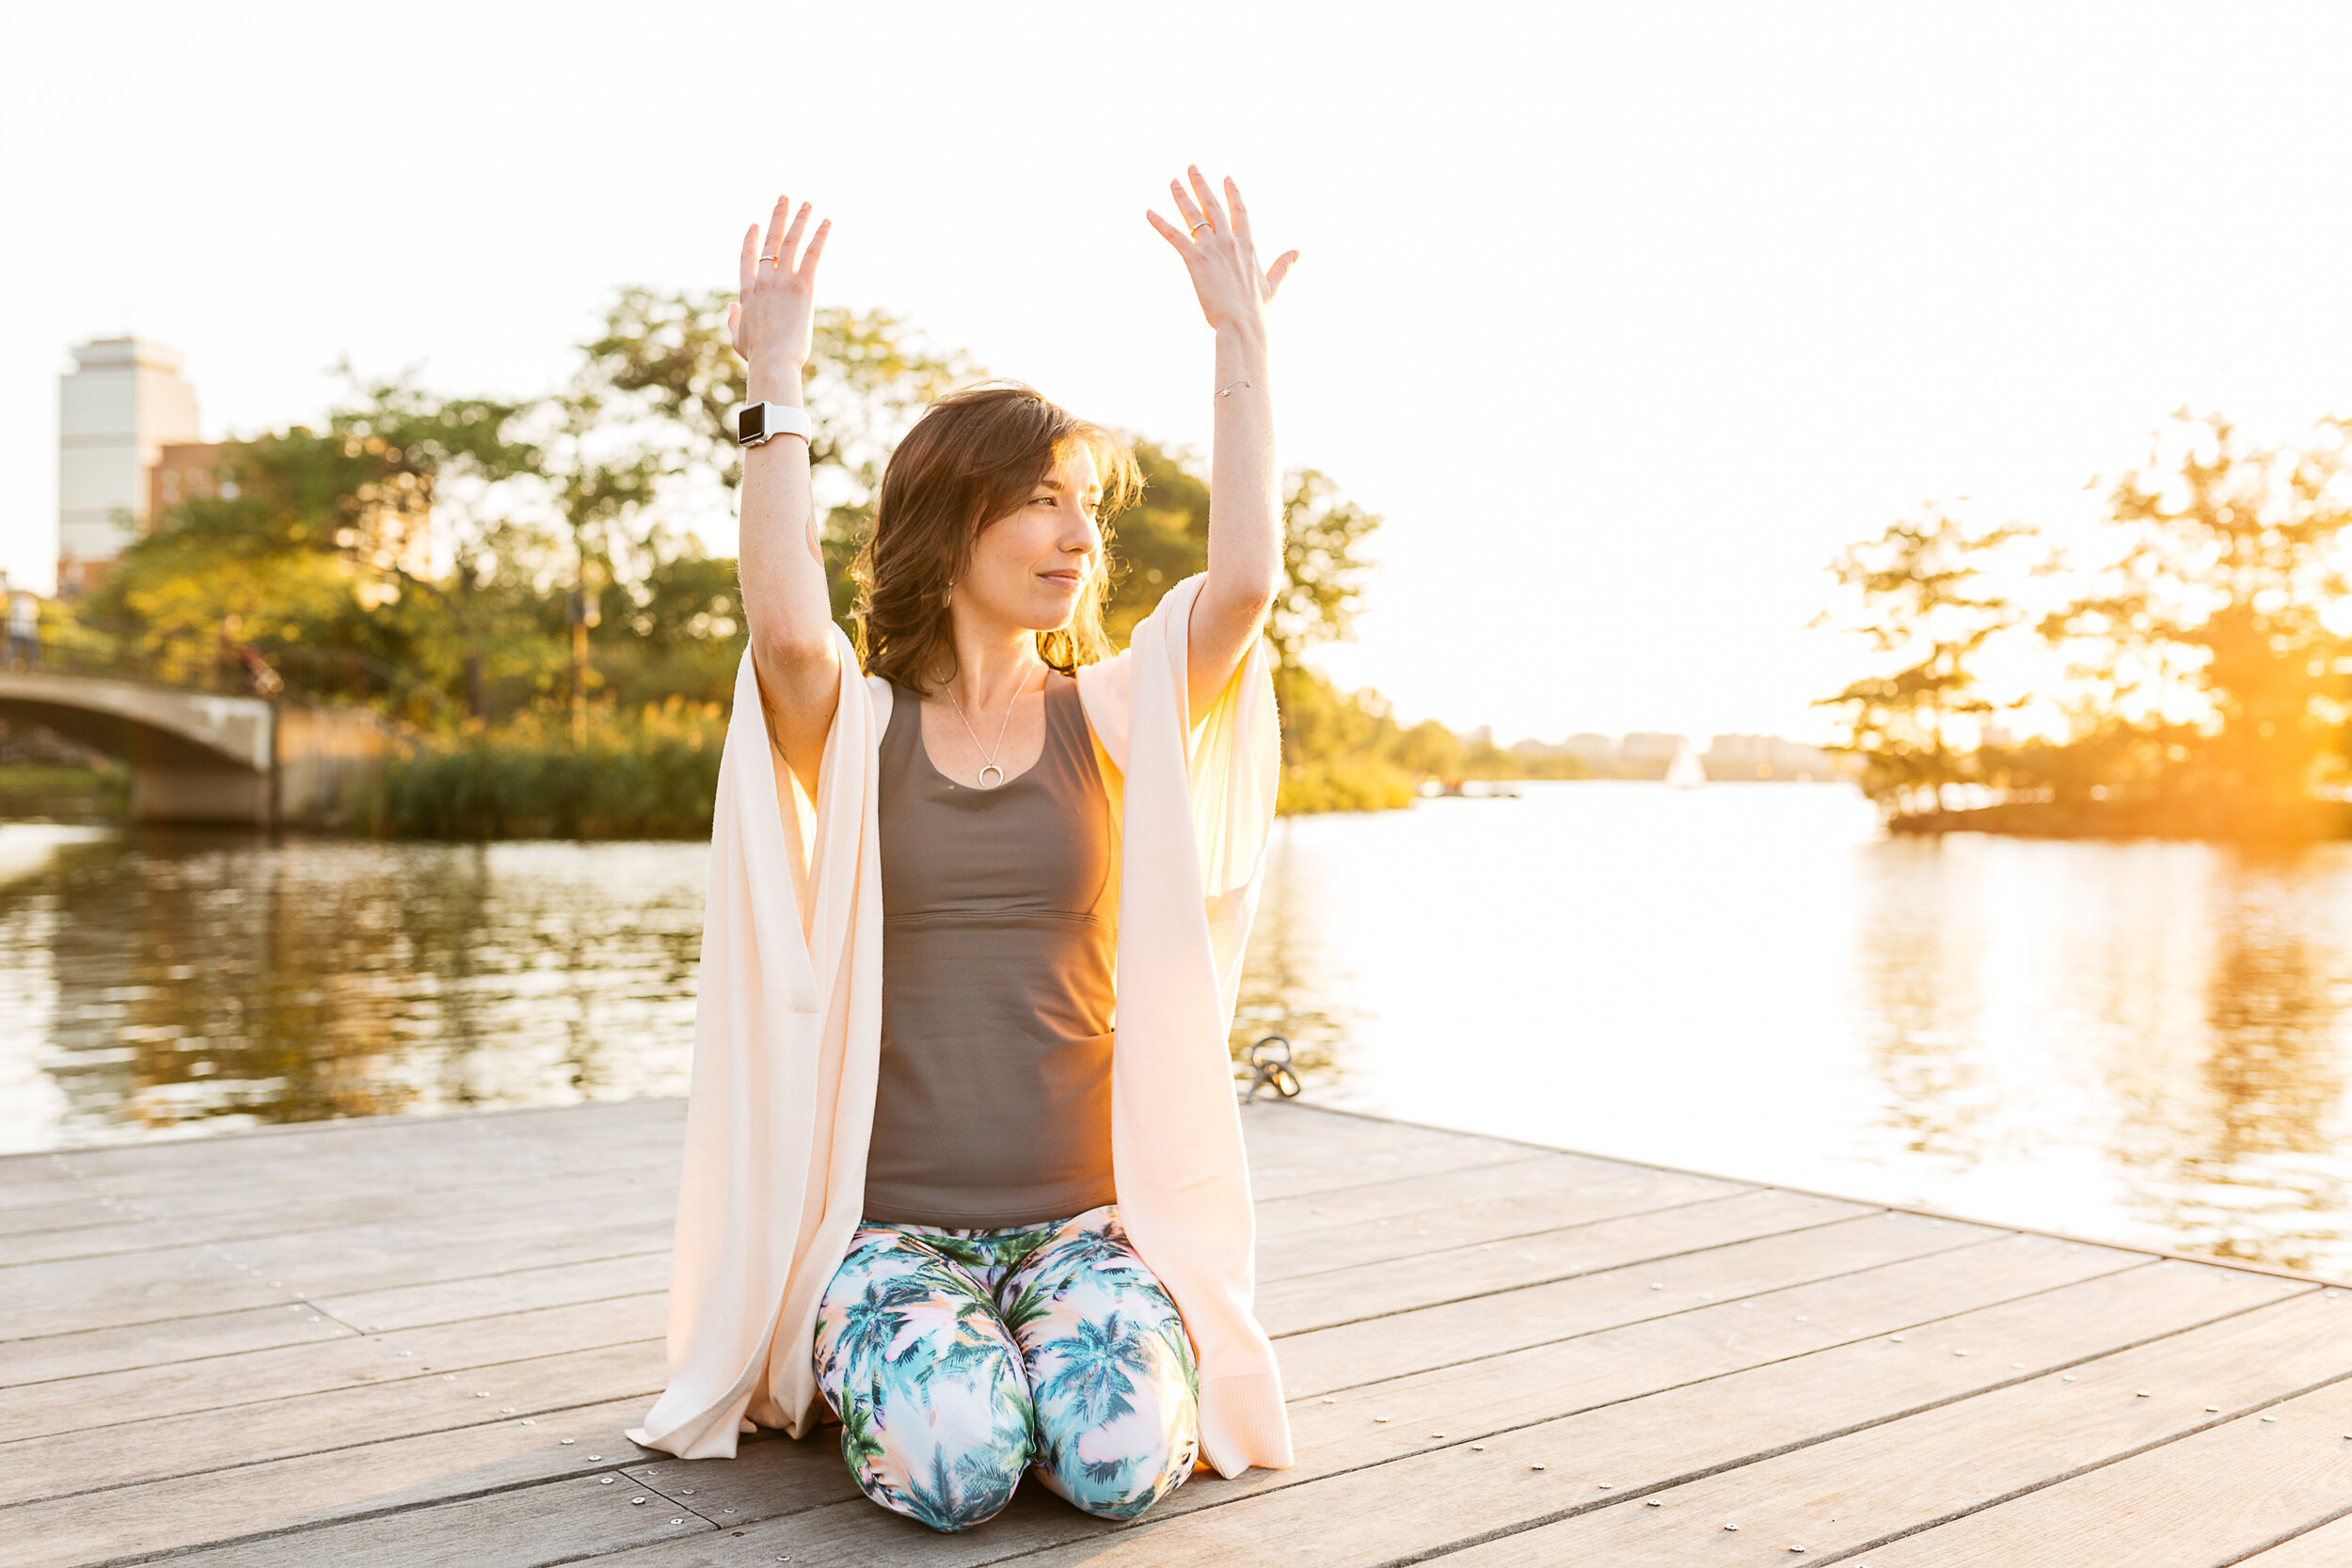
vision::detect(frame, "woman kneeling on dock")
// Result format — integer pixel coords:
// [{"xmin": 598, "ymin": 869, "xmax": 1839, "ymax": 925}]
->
[{"xmin": 626, "ymin": 172, "xmax": 1300, "ymax": 1531}]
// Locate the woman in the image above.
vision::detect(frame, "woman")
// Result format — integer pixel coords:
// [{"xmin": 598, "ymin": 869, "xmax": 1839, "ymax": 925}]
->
[{"xmin": 627, "ymin": 169, "xmax": 1302, "ymax": 1533}]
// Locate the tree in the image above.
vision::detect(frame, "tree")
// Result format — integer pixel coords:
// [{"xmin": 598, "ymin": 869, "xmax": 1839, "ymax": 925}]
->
[
  {"xmin": 1813, "ymin": 509, "xmax": 2033, "ymax": 815},
  {"xmin": 2040, "ymin": 413, "xmax": 2350, "ymax": 819},
  {"xmin": 1101, "ymin": 444, "xmax": 1381, "ymax": 752},
  {"xmin": 1093, "ymin": 444, "xmax": 1404, "ymax": 806},
  {"xmin": 580, "ymin": 289, "xmax": 976, "ymax": 633},
  {"xmin": 90, "ymin": 376, "xmax": 536, "ymax": 724},
  {"xmin": 1102, "ymin": 438, "xmax": 1212, "ymax": 644},
  {"xmin": 1265, "ymin": 469, "xmax": 1379, "ymax": 683}
]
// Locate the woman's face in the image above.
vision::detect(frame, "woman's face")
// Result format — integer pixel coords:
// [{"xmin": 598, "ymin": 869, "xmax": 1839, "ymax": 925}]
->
[{"xmin": 956, "ymin": 444, "xmax": 1104, "ymax": 635}]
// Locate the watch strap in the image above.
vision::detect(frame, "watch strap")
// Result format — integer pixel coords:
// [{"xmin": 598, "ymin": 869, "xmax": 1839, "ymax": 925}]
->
[{"xmin": 738, "ymin": 401, "xmax": 814, "ymax": 447}]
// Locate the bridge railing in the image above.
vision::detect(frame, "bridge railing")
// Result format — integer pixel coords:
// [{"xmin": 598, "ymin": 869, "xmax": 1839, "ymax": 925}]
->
[{"xmin": 6, "ymin": 621, "xmax": 458, "ymax": 727}]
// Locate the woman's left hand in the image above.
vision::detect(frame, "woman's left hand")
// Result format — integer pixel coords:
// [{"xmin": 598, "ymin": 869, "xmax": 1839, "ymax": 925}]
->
[{"xmin": 1147, "ymin": 167, "xmax": 1298, "ymax": 338}]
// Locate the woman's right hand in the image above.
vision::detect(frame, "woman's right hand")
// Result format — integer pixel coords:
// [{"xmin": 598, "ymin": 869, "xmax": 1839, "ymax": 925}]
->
[
  {"xmin": 730, "ymin": 194, "xmax": 840, "ymax": 802},
  {"xmin": 729, "ymin": 197, "xmax": 830, "ymax": 387}
]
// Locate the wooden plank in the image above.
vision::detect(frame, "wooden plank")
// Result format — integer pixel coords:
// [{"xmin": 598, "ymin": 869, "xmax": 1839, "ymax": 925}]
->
[
  {"xmin": 8, "ymin": 1101, "xmax": 685, "ymax": 1220},
  {"xmin": 314, "ymin": 1249, "xmax": 671, "ymax": 1336},
  {"xmin": 620, "ymin": 1441, "xmax": 879, "ymax": 1531},
  {"xmin": 0, "ymin": 1395, "xmax": 707, "ymax": 1568},
  {"xmin": 1, "ymin": 1340, "xmax": 664, "ymax": 1502},
  {"xmin": 1240, "ymin": 1110, "xmax": 1549, "ymax": 1201},
  {"xmin": 10, "ymin": 1100, "xmax": 2325, "ymax": 1568},
  {"xmin": 156, "ymin": 1230, "xmax": 2162, "ymax": 1568},
  {"xmin": 1267, "ymin": 1235, "xmax": 2175, "ymax": 1487},
  {"xmin": 0, "ymin": 1304, "xmax": 362, "ymax": 1388},
  {"xmin": 1258, "ymin": 1187, "xmax": 1868, "ymax": 1336},
  {"xmin": 978, "ymin": 1261, "xmax": 2292, "ymax": 1567},
  {"xmin": 153, "ymin": 1473, "xmax": 717, "ymax": 1568},
  {"xmin": 551, "ymin": 1244, "xmax": 2209, "ymax": 1568},
  {"xmin": 2238, "ymin": 1513, "xmax": 2352, "ymax": 1565},
  {"xmin": 44, "ymin": 1130, "xmax": 687, "ymax": 1230},
  {"xmin": 1249, "ymin": 1138, "xmax": 1558, "ymax": 1204},
  {"xmin": 0, "ymin": 1160, "xmax": 676, "ymax": 1268},
  {"xmin": 47, "ymin": 1108, "xmax": 675, "ymax": 1184},
  {"xmin": 1846, "ymin": 1376, "xmax": 2352, "ymax": 1566},
  {"xmin": 551, "ymin": 1488, "xmax": 1089, "ymax": 1568},
  {"xmin": 38, "ymin": 1097, "xmax": 682, "ymax": 1184},
  {"xmin": 0, "ymin": 1196, "xmax": 116, "ymax": 1237},
  {"xmin": 1274, "ymin": 1209, "xmax": 1993, "ymax": 1397},
  {"xmin": 0, "ymin": 1242, "xmax": 299, "ymax": 1339},
  {"xmin": 0, "ymin": 1188, "xmax": 675, "ymax": 1338},
  {"xmin": 1448, "ymin": 1286, "xmax": 2352, "ymax": 1563},
  {"xmin": 1234, "ymin": 1101, "xmax": 1493, "ymax": 1162},
  {"xmin": 1257, "ymin": 1163, "xmax": 1745, "ymax": 1280},
  {"xmin": 1254, "ymin": 1150, "xmax": 1634, "ymax": 1241},
  {"xmin": 0, "ymin": 1166, "xmax": 97, "ymax": 1211},
  {"xmin": 3, "ymin": 1291, "xmax": 668, "ymax": 1442}
]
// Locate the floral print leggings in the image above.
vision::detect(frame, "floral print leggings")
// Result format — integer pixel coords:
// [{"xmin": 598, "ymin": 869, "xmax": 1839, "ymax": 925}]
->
[{"xmin": 811, "ymin": 1205, "xmax": 1200, "ymax": 1532}]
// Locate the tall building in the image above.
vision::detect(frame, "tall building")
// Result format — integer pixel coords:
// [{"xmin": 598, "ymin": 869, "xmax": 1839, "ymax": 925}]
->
[{"xmin": 56, "ymin": 338, "xmax": 201, "ymax": 594}]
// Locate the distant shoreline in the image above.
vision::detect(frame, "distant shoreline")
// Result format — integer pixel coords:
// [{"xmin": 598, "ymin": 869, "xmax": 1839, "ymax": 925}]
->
[{"xmin": 1889, "ymin": 799, "xmax": 2352, "ymax": 844}]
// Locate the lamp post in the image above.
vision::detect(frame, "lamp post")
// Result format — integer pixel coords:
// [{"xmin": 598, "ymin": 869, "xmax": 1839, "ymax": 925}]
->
[{"xmin": 568, "ymin": 560, "xmax": 603, "ymax": 749}]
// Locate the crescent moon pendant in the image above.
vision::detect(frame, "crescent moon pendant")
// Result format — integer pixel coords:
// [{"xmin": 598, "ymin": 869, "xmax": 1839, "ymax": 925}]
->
[{"xmin": 978, "ymin": 764, "xmax": 1005, "ymax": 788}]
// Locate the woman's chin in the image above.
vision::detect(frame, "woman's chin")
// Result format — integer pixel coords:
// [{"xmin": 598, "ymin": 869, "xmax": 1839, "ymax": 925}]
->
[{"xmin": 1024, "ymin": 590, "xmax": 1082, "ymax": 629}]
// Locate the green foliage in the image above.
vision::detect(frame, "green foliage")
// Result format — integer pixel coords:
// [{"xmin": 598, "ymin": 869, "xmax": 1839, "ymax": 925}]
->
[
  {"xmin": 1817, "ymin": 412, "xmax": 2352, "ymax": 837},
  {"xmin": 86, "ymin": 377, "xmax": 538, "ymax": 727},
  {"xmin": 580, "ymin": 290, "xmax": 976, "ymax": 637},
  {"xmin": 0, "ymin": 763, "xmax": 129, "ymax": 819},
  {"xmin": 2039, "ymin": 414, "xmax": 2351, "ymax": 818},
  {"xmin": 1100, "ymin": 441, "xmax": 1422, "ymax": 810},
  {"xmin": 382, "ymin": 696, "xmax": 727, "ymax": 839},
  {"xmin": 1811, "ymin": 509, "xmax": 2033, "ymax": 814},
  {"xmin": 90, "ymin": 293, "xmax": 1469, "ymax": 831},
  {"xmin": 1103, "ymin": 438, "xmax": 1211, "ymax": 644}
]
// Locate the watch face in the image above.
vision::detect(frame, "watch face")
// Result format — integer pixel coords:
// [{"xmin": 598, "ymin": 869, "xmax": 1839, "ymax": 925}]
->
[{"xmin": 737, "ymin": 404, "xmax": 767, "ymax": 446}]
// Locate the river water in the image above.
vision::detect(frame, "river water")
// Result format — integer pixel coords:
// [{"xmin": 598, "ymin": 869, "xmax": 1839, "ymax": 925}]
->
[{"xmin": 7, "ymin": 783, "xmax": 2351, "ymax": 1276}]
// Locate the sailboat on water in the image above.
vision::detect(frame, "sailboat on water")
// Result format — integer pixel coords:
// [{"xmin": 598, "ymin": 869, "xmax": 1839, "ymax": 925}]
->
[{"xmin": 1663, "ymin": 737, "xmax": 1706, "ymax": 790}]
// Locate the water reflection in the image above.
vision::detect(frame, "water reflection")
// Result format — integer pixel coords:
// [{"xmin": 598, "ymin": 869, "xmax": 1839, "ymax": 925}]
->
[
  {"xmin": 8, "ymin": 788, "xmax": 2352, "ymax": 1275},
  {"xmin": 1241, "ymin": 786, "xmax": 2352, "ymax": 1278},
  {"xmin": 0, "ymin": 830, "xmax": 703, "ymax": 1148},
  {"xmin": 1833, "ymin": 836, "xmax": 2352, "ymax": 1274}
]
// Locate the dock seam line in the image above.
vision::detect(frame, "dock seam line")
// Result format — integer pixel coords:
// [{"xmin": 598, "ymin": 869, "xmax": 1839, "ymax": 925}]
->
[
  {"xmin": 966, "ymin": 1260, "xmax": 2290, "ymax": 1568},
  {"xmin": 1357, "ymin": 1283, "xmax": 2333, "ymax": 1566},
  {"xmin": 1770, "ymin": 1357, "xmax": 2352, "ymax": 1567},
  {"xmin": 1295, "ymin": 1222, "xmax": 2010, "ymax": 1394},
  {"xmin": 1266, "ymin": 1199, "xmax": 1900, "ymax": 1338},
  {"xmin": 0, "ymin": 1246, "xmax": 670, "ymax": 1347}
]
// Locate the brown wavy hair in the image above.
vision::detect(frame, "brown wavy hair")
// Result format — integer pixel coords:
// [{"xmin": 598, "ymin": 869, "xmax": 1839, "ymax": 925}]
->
[{"xmin": 851, "ymin": 382, "xmax": 1141, "ymax": 695}]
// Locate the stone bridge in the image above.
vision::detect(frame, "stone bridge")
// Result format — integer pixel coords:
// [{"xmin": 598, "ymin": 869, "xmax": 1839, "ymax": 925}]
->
[{"xmin": 0, "ymin": 668, "xmax": 404, "ymax": 826}]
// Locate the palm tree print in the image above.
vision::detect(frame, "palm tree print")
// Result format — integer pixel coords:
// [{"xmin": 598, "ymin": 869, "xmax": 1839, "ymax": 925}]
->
[
  {"xmin": 829, "ymin": 1273, "xmax": 932, "ymax": 1375},
  {"xmin": 1036, "ymin": 1312, "xmax": 1151, "ymax": 1425},
  {"xmin": 812, "ymin": 1207, "xmax": 1200, "ymax": 1532}
]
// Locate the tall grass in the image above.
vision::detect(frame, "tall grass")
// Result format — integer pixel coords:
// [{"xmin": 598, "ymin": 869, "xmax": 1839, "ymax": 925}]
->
[{"xmin": 383, "ymin": 698, "xmax": 727, "ymax": 839}]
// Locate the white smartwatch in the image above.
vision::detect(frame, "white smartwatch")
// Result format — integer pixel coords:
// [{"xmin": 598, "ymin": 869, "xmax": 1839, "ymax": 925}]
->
[{"xmin": 736, "ymin": 402, "xmax": 814, "ymax": 448}]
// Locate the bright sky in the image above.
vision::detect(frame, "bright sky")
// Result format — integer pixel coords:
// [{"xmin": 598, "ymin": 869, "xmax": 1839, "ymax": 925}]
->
[{"xmin": 8, "ymin": 2, "xmax": 2350, "ymax": 745}]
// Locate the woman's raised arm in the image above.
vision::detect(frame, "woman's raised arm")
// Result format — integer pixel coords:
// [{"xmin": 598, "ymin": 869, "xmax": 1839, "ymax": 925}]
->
[
  {"xmin": 730, "ymin": 196, "xmax": 838, "ymax": 800},
  {"xmin": 1146, "ymin": 168, "xmax": 1300, "ymax": 721}
]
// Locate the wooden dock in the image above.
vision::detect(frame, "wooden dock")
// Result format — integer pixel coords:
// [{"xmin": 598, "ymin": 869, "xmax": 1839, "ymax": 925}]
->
[{"xmin": 7, "ymin": 1098, "xmax": 2352, "ymax": 1567}]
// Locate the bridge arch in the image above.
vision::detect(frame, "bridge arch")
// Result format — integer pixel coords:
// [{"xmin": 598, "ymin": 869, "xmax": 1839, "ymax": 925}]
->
[{"xmin": 0, "ymin": 669, "xmax": 400, "ymax": 825}]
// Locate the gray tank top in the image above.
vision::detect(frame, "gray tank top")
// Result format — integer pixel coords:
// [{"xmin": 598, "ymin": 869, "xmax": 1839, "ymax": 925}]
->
[{"xmin": 862, "ymin": 672, "xmax": 1120, "ymax": 1226}]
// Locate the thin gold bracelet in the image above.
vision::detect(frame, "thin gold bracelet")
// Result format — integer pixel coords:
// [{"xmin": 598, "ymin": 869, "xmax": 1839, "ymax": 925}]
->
[{"xmin": 1216, "ymin": 371, "xmax": 1266, "ymax": 398}]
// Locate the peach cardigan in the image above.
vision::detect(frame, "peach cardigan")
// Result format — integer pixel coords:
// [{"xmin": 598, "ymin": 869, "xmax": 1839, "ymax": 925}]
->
[{"xmin": 628, "ymin": 574, "xmax": 1295, "ymax": 1478}]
